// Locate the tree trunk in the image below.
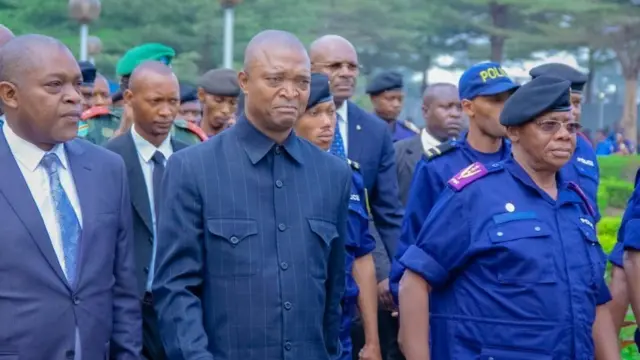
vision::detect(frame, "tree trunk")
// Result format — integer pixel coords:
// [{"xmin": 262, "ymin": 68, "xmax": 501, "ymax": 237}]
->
[
  {"xmin": 489, "ymin": 2, "xmax": 508, "ymax": 63},
  {"xmin": 621, "ymin": 75, "xmax": 638, "ymax": 148},
  {"xmin": 585, "ymin": 48, "xmax": 596, "ymax": 104}
]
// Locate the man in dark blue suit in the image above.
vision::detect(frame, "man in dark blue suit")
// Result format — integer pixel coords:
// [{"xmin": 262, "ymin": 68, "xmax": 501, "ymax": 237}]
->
[
  {"xmin": 0, "ymin": 35, "xmax": 141, "ymax": 359},
  {"xmin": 153, "ymin": 30, "xmax": 350, "ymax": 360},
  {"xmin": 311, "ymin": 35, "xmax": 404, "ymax": 360}
]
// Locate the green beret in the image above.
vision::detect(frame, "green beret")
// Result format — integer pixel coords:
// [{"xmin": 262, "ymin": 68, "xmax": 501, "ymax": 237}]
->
[{"xmin": 116, "ymin": 43, "xmax": 176, "ymax": 77}]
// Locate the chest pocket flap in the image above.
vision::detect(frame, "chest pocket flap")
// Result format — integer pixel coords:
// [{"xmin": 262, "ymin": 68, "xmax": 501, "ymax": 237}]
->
[
  {"xmin": 489, "ymin": 219, "xmax": 551, "ymax": 243},
  {"xmin": 308, "ymin": 218, "xmax": 338, "ymax": 246},
  {"xmin": 207, "ymin": 219, "xmax": 258, "ymax": 246}
]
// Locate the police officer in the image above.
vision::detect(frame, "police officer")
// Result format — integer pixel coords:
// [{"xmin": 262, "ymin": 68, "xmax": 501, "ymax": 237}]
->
[
  {"xmin": 197, "ymin": 68, "xmax": 241, "ymax": 138},
  {"xmin": 621, "ymin": 170, "xmax": 640, "ymax": 349},
  {"xmin": 293, "ymin": 73, "xmax": 381, "ymax": 360},
  {"xmin": 397, "ymin": 75, "xmax": 618, "ymax": 359},
  {"xmin": 366, "ymin": 70, "xmax": 419, "ymax": 142},
  {"xmin": 389, "ymin": 62, "xmax": 519, "ymax": 301},
  {"xmin": 77, "ymin": 61, "xmax": 122, "ymax": 145},
  {"xmin": 177, "ymin": 83, "xmax": 202, "ymax": 125}
]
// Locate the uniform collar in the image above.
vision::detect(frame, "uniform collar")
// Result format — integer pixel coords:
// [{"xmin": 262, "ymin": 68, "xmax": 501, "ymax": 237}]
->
[
  {"xmin": 503, "ymin": 156, "xmax": 573, "ymax": 203},
  {"xmin": 233, "ymin": 115, "xmax": 304, "ymax": 165},
  {"xmin": 3, "ymin": 121, "xmax": 68, "ymax": 172},
  {"xmin": 337, "ymin": 101, "xmax": 348, "ymax": 123}
]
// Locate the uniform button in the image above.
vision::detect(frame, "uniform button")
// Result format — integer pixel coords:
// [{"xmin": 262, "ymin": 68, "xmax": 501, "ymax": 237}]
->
[
  {"xmin": 230, "ymin": 236, "xmax": 240, "ymax": 244},
  {"xmin": 488, "ymin": 357, "xmax": 494, "ymax": 360},
  {"xmin": 73, "ymin": 296, "xmax": 80, "ymax": 305},
  {"xmin": 284, "ymin": 301, "xmax": 292, "ymax": 310},
  {"xmin": 280, "ymin": 262, "xmax": 289, "ymax": 270},
  {"xmin": 534, "ymin": 226, "xmax": 541, "ymax": 231},
  {"xmin": 144, "ymin": 266, "xmax": 150, "ymax": 274},
  {"xmin": 275, "ymin": 180, "xmax": 283, "ymax": 188},
  {"xmin": 284, "ymin": 342, "xmax": 292, "ymax": 351},
  {"xmin": 275, "ymin": 146, "xmax": 282, "ymax": 155},
  {"xmin": 496, "ymin": 231, "xmax": 503, "ymax": 237},
  {"xmin": 278, "ymin": 223, "xmax": 286, "ymax": 231}
]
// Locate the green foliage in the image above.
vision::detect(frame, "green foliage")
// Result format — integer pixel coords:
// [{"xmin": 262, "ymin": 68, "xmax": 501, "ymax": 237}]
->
[
  {"xmin": 598, "ymin": 216, "xmax": 621, "ymax": 253},
  {"xmin": 601, "ymin": 178, "xmax": 635, "ymax": 209},
  {"xmin": 599, "ymin": 155, "xmax": 640, "ymax": 183}
]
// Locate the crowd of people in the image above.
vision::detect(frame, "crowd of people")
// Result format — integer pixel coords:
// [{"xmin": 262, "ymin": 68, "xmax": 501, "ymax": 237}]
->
[{"xmin": 0, "ymin": 21, "xmax": 639, "ymax": 360}]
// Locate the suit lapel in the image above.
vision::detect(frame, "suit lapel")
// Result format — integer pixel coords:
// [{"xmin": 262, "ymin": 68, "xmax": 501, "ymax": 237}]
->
[
  {"xmin": 0, "ymin": 132, "xmax": 70, "ymax": 288},
  {"xmin": 347, "ymin": 102, "xmax": 366, "ymax": 162},
  {"xmin": 124, "ymin": 133, "xmax": 153, "ymax": 234},
  {"xmin": 64, "ymin": 139, "xmax": 94, "ymax": 287}
]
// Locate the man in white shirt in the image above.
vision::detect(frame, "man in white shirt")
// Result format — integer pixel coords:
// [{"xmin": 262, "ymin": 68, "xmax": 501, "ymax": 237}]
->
[
  {"xmin": 105, "ymin": 61, "xmax": 187, "ymax": 360},
  {"xmin": 0, "ymin": 35, "xmax": 140, "ymax": 359}
]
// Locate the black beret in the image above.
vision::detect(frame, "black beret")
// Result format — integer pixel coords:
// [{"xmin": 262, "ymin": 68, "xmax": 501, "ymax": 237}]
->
[
  {"xmin": 500, "ymin": 76, "xmax": 571, "ymax": 127},
  {"xmin": 306, "ymin": 73, "xmax": 332, "ymax": 111},
  {"xmin": 529, "ymin": 63, "xmax": 587, "ymax": 93},
  {"xmin": 79, "ymin": 61, "xmax": 97, "ymax": 86},
  {"xmin": 198, "ymin": 68, "xmax": 240, "ymax": 97},
  {"xmin": 111, "ymin": 91, "xmax": 123, "ymax": 103},
  {"xmin": 366, "ymin": 70, "xmax": 403, "ymax": 96},
  {"xmin": 179, "ymin": 83, "xmax": 198, "ymax": 104}
]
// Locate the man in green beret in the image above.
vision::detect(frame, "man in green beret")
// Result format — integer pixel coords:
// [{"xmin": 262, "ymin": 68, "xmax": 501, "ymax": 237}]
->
[{"xmin": 197, "ymin": 68, "xmax": 240, "ymax": 138}]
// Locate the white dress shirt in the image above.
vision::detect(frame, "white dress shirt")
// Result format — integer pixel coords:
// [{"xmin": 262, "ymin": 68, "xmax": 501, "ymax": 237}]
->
[
  {"xmin": 336, "ymin": 101, "xmax": 349, "ymax": 154},
  {"xmin": 3, "ymin": 123, "xmax": 83, "ymax": 275},
  {"xmin": 421, "ymin": 128, "xmax": 442, "ymax": 154},
  {"xmin": 131, "ymin": 125, "xmax": 173, "ymax": 290}
]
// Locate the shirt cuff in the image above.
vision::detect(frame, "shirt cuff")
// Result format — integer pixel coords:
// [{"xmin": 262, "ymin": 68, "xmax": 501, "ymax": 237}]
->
[
  {"xmin": 399, "ymin": 244, "xmax": 448, "ymax": 288},
  {"xmin": 596, "ymin": 276, "xmax": 612, "ymax": 305},
  {"xmin": 624, "ymin": 219, "xmax": 640, "ymax": 250}
]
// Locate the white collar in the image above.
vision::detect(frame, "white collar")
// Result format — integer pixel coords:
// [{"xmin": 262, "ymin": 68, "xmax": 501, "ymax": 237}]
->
[
  {"xmin": 131, "ymin": 125, "xmax": 173, "ymax": 163},
  {"xmin": 3, "ymin": 122, "xmax": 68, "ymax": 172},
  {"xmin": 337, "ymin": 101, "xmax": 348, "ymax": 123}
]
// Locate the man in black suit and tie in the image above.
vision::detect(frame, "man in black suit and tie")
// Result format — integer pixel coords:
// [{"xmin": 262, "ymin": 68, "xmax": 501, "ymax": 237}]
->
[{"xmin": 105, "ymin": 61, "xmax": 187, "ymax": 360}]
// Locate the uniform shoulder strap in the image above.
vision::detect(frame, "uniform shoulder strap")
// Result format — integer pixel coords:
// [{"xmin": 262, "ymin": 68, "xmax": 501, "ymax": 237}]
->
[
  {"xmin": 402, "ymin": 120, "xmax": 421, "ymax": 134},
  {"xmin": 425, "ymin": 141, "xmax": 456, "ymax": 160},
  {"xmin": 347, "ymin": 158, "xmax": 361, "ymax": 172},
  {"xmin": 567, "ymin": 182, "xmax": 596, "ymax": 218},
  {"xmin": 81, "ymin": 106, "xmax": 110, "ymax": 120},
  {"xmin": 447, "ymin": 162, "xmax": 501, "ymax": 192}
]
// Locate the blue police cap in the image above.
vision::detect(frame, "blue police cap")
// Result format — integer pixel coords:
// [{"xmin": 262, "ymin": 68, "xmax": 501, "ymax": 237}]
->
[
  {"xmin": 365, "ymin": 71, "xmax": 403, "ymax": 96},
  {"xmin": 78, "ymin": 61, "xmax": 97, "ymax": 86},
  {"xmin": 499, "ymin": 75, "xmax": 572, "ymax": 127},
  {"xmin": 529, "ymin": 63, "xmax": 587, "ymax": 93},
  {"xmin": 306, "ymin": 73, "xmax": 333, "ymax": 111},
  {"xmin": 458, "ymin": 62, "xmax": 519, "ymax": 100},
  {"xmin": 179, "ymin": 83, "xmax": 198, "ymax": 104}
]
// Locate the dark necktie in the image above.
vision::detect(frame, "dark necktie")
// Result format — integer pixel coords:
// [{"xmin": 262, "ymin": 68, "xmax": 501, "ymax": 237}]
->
[{"xmin": 151, "ymin": 151, "xmax": 166, "ymax": 220}]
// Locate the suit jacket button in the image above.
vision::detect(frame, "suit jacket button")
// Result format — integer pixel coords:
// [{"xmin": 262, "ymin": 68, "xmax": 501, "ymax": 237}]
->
[
  {"xmin": 284, "ymin": 342, "xmax": 292, "ymax": 351},
  {"xmin": 144, "ymin": 267, "xmax": 150, "ymax": 274},
  {"xmin": 73, "ymin": 296, "xmax": 80, "ymax": 305},
  {"xmin": 230, "ymin": 236, "xmax": 239, "ymax": 244}
]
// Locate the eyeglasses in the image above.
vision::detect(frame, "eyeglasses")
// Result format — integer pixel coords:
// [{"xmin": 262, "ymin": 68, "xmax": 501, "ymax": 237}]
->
[{"xmin": 536, "ymin": 120, "xmax": 582, "ymax": 134}]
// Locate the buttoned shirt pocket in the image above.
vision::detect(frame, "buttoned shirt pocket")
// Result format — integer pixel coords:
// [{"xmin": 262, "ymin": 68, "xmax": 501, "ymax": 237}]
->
[
  {"xmin": 307, "ymin": 218, "xmax": 339, "ymax": 279},
  {"xmin": 206, "ymin": 218, "xmax": 259, "ymax": 277},
  {"xmin": 488, "ymin": 219, "xmax": 556, "ymax": 284},
  {"xmin": 577, "ymin": 221, "xmax": 606, "ymax": 287}
]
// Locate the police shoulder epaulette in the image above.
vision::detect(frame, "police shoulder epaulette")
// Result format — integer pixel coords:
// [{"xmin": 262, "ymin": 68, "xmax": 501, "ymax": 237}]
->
[
  {"xmin": 447, "ymin": 162, "xmax": 501, "ymax": 192},
  {"xmin": 347, "ymin": 158, "xmax": 360, "ymax": 171},
  {"xmin": 567, "ymin": 182, "xmax": 596, "ymax": 218},
  {"xmin": 402, "ymin": 120, "xmax": 421, "ymax": 134},
  {"xmin": 425, "ymin": 141, "xmax": 456, "ymax": 160},
  {"xmin": 81, "ymin": 106, "xmax": 110, "ymax": 120}
]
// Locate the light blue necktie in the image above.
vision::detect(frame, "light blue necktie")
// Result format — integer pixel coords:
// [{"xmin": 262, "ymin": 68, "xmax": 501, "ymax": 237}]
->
[
  {"xmin": 41, "ymin": 152, "xmax": 81, "ymax": 285},
  {"xmin": 331, "ymin": 114, "xmax": 347, "ymax": 160}
]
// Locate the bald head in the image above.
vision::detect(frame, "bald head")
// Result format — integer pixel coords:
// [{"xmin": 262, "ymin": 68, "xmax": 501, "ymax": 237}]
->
[
  {"xmin": 128, "ymin": 61, "xmax": 177, "ymax": 92},
  {"xmin": 423, "ymin": 83, "xmax": 457, "ymax": 107},
  {"xmin": 243, "ymin": 30, "xmax": 308, "ymax": 72},
  {"xmin": 0, "ymin": 34, "xmax": 71, "ymax": 84},
  {"xmin": 309, "ymin": 35, "xmax": 356, "ymax": 63},
  {"xmin": 0, "ymin": 25, "xmax": 14, "ymax": 47}
]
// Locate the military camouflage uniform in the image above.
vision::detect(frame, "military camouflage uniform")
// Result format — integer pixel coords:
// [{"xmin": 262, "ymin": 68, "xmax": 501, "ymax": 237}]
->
[
  {"xmin": 171, "ymin": 118, "xmax": 207, "ymax": 145},
  {"xmin": 78, "ymin": 106, "xmax": 121, "ymax": 146}
]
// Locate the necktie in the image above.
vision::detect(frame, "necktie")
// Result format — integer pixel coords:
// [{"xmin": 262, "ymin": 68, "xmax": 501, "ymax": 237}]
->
[
  {"xmin": 150, "ymin": 151, "xmax": 166, "ymax": 219},
  {"xmin": 41, "ymin": 152, "xmax": 81, "ymax": 284},
  {"xmin": 331, "ymin": 114, "xmax": 347, "ymax": 160}
]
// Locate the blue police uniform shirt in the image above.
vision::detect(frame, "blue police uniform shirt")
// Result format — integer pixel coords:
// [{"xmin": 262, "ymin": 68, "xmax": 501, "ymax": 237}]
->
[
  {"xmin": 620, "ymin": 169, "xmax": 640, "ymax": 254},
  {"xmin": 340, "ymin": 160, "xmax": 377, "ymax": 360},
  {"xmin": 389, "ymin": 133, "xmax": 511, "ymax": 301},
  {"xmin": 391, "ymin": 121, "xmax": 418, "ymax": 142},
  {"xmin": 399, "ymin": 158, "xmax": 610, "ymax": 359}
]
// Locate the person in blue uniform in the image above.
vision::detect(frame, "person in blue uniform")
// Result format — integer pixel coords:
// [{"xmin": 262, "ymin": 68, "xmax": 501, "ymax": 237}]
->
[
  {"xmin": 397, "ymin": 75, "xmax": 619, "ymax": 360},
  {"xmin": 294, "ymin": 73, "xmax": 381, "ymax": 360},
  {"xmin": 621, "ymin": 170, "xmax": 640, "ymax": 350},
  {"xmin": 529, "ymin": 63, "xmax": 624, "ymax": 331},
  {"xmin": 366, "ymin": 70, "xmax": 420, "ymax": 142},
  {"xmin": 389, "ymin": 62, "xmax": 519, "ymax": 302}
]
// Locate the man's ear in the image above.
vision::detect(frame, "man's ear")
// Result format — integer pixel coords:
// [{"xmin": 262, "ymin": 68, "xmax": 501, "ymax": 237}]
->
[
  {"xmin": 506, "ymin": 125, "xmax": 519, "ymax": 143},
  {"xmin": 0, "ymin": 81, "xmax": 18, "ymax": 110},
  {"xmin": 123, "ymin": 89, "xmax": 134, "ymax": 106},
  {"xmin": 238, "ymin": 71, "xmax": 249, "ymax": 95}
]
